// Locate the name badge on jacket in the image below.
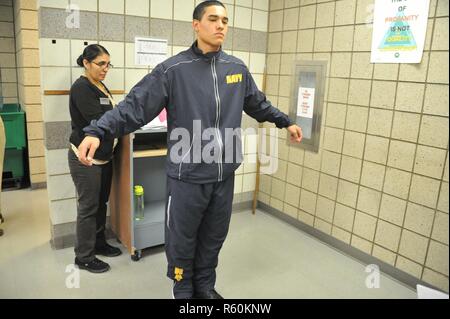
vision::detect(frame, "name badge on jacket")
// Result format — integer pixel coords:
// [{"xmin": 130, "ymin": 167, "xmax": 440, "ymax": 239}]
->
[{"xmin": 100, "ymin": 97, "xmax": 110, "ymax": 105}]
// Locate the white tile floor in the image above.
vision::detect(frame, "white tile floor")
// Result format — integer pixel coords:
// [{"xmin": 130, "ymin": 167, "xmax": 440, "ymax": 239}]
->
[{"xmin": 0, "ymin": 188, "xmax": 417, "ymax": 299}]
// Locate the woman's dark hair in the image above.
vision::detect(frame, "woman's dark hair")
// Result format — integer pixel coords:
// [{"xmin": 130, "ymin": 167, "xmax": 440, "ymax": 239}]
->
[
  {"xmin": 76, "ymin": 44, "xmax": 110, "ymax": 67},
  {"xmin": 193, "ymin": 0, "xmax": 225, "ymax": 21}
]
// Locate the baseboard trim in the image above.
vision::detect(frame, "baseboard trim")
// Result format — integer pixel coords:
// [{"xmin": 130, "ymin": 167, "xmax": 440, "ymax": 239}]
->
[
  {"xmin": 31, "ymin": 182, "xmax": 47, "ymax": 190},
  {"xmin": 258, "ymin": 201, "xmax": 445, "ymax": 294},
  {"xmin": 232, "ymin": 200, "xmax": 253, "ymax": 212},
  {"xmin": 50, "ymin": 201, "xmax": 254, "ymax": 250},
  {"xmin": 50, "ymin": 222, "xmax": 115, "ymax": 250}
]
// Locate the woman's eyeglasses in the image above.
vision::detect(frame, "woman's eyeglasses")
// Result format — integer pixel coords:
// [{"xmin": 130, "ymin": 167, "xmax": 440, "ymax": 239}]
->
[{"xmin": 92, "ymin": 61, "xmax": 114, "ymax": 69}]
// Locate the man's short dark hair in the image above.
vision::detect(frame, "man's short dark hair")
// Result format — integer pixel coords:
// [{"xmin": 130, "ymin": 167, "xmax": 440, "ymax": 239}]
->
[{"xmin": 193, "ymin": 0, "xmax": 226, "ymax": 21}]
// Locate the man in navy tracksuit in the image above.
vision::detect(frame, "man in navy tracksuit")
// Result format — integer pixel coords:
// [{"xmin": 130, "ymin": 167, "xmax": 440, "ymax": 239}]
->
[{"xmin": 78, "ymin": 0, "xmax": 303, "ymax": 299}]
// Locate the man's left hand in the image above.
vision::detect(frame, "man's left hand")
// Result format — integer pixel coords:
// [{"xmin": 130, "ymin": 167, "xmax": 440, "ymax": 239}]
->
[{"xmin": 287, "ymin": 124, "xmax": 303, "ymax": 143}]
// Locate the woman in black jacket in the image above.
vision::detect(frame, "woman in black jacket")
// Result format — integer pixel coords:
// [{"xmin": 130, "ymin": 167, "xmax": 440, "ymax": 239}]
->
[{"xmin": 68, "ymin": 44, "xmax": 121, "ymax": 273}]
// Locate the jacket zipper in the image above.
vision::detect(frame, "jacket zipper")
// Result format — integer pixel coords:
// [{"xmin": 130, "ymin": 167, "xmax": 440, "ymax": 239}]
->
[{"xmin": 211, "ymin": 56, "xmax": 224, "ymax": 182}]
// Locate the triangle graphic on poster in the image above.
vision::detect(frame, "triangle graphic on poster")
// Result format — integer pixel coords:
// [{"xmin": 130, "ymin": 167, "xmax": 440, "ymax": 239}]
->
[{"xmin": 379, "ymin": 11, "xmax": 417, "ymax": 51}]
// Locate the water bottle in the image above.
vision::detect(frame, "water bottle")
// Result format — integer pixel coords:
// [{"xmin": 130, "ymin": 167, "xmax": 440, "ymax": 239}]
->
[{"xmin": 134, "ymin": 185, "xmax": 144, "ymax": 221}]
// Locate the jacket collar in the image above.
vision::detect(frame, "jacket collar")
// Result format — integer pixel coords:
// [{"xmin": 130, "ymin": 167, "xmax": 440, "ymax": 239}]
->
[{"xmin": 191, "ymin": 41, "xmax": 222, "ymax": 60}]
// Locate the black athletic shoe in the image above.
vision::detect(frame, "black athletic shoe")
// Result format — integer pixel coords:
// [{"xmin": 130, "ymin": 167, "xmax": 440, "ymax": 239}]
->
[
  {"xmin": 75, "ymin": 257, "xmax": 110, "ymax": 273},
  {"xmin": 95, "ymin": 243, "xmax": 122, "ymax": 257},
  {"xmin": 193, "ymin": 289, "xmax": 224, "ymax": 299}
]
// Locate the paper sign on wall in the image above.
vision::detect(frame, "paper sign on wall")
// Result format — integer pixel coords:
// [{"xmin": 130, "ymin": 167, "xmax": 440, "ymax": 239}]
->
[
  {"xmin": 297, "ymin": 87, "xmax": 315, "ymax": 119},
  {"xmin": 135, "ymin": 37, "xmax": 167, "ymax": 66},
  {"xmin": 371, "ymin": 0, "xmax": 430, "ymax": 63}
]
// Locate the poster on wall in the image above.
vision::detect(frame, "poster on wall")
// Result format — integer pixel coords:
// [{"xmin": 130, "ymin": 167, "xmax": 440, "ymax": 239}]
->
[
  {"xmin": 370, "ymin": 0, "xmax": 430, "ymax": 63},
  {"xmin": 135, "ymin": 37, "xmax": 167, "ymax": 66}
]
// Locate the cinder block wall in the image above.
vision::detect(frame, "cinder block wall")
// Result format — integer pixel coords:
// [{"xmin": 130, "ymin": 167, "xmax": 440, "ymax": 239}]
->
[
  {"xmin": 0, "ymin": 0, "xmax": 19, "ymax": 105},
  {"xmin": 13, "ymin": 0, "xmax": 46, "ymax": 188},
  {"xmin": 258, "ymin": 0, "xmax": 449, "ymax": 292}
]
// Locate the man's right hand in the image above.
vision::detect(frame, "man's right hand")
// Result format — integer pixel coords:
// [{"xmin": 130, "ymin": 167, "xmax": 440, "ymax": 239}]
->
[{"xmin": 78, "ymin": 135, "xmax": 100, "ymax": 166}]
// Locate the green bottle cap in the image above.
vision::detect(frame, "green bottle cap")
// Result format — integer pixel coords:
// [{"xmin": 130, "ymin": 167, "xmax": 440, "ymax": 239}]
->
[{"xmin": 134, "ymin": 185, "xmax": 144, "ymax": 196}]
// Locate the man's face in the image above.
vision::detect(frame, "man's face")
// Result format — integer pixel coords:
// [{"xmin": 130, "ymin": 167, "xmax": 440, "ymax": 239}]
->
[{"xmin": 193, "ymin": 5, "xmax": 228, "ymax": 48}]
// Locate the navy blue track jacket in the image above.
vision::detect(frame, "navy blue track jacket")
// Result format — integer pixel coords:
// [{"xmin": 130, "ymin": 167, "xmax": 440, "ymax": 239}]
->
[{"xmin": 83, "ymin": 41, "xmax": 293, "ymax": 184}]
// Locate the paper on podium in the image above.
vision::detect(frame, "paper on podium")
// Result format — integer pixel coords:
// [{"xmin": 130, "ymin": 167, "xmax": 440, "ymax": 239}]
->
[{"xmin": 141, "ymin": 108, "xmax": 167, "ymax": 130}]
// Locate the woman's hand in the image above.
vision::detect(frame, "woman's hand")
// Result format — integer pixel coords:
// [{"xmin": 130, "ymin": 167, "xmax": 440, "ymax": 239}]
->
[{"xmin": 78, "ymin": 136, "xmax": 100, "ymax": 166}]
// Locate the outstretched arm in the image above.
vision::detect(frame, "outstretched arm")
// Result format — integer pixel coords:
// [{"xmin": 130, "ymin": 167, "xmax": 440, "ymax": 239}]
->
[
  {"xmin": 243, "ymin": 69, "xmax": 302, "ymax": 144},
  {"xmin": 78, "ymin": 64, "xmax": 169, "ymax": 165}
]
